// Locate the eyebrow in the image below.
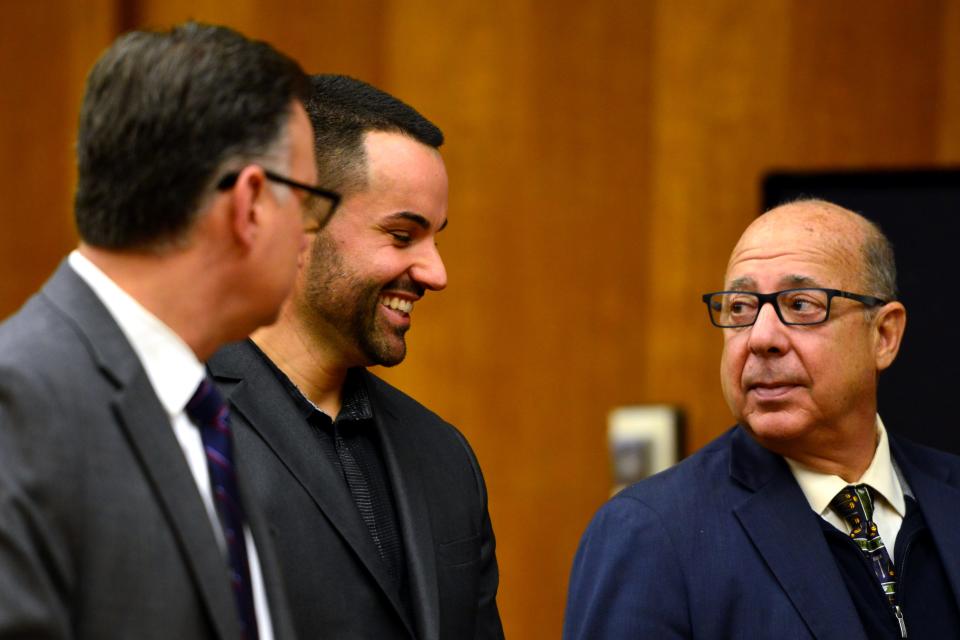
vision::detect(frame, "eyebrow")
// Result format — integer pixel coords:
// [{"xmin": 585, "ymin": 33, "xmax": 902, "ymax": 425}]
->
[
  {"xmin": 727, "ymin": 276, "xmax": 756, "ymax": 290},
  {"xmin": 385, "ymin": 211, "xmax": 448, "ymax": 232},
  {"xmin": 726, "ymin": 274, "xmax": 822, "ymax": 290}
]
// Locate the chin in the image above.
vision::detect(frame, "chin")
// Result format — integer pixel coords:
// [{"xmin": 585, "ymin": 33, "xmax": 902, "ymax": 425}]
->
[
  {"xmin": 363, "ymin": 324, "xmax": 408, "ymax": 367},
  {"xmin": 372, "ymin": 348, "xmax": 406, "ymax": 368},
  {"xmin": 740, "ymin": 410, "xmax": 813, "ymax": 445}
]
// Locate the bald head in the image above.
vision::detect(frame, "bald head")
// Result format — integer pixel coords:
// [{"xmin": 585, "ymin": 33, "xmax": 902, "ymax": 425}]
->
[
  {"xmin": 716, "ymin": 198, "xmax": 907, "ymax": 478},
  {"xmin": 729, "ymin": 199, "xmax": 897, "ymax": 300}
]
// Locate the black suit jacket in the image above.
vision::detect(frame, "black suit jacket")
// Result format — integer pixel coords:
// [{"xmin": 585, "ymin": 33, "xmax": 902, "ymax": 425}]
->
[
  {"xmin": 209, "ymin": 340, "xmax": 504, "ymax": 639},
  {"xmin": 0, "ymin": 262, "xmax": 296, "ymax": 639}
]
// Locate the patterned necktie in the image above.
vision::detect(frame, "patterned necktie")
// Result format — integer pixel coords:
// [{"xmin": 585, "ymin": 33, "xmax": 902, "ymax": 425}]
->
[
  {"xmin": 829, "ymin": 484, "xmax": 897, "ymax": 608},
  {"xmin": 186, "ymin": 378, "xmax": 259, "ymax": 640}
]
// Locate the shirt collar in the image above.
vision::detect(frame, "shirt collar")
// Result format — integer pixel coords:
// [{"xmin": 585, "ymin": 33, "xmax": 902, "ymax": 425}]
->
[
  {"xmin": 338, "ymin": 369, "xmax": 373, "ymax": 422},
  {"xmin": 785, "ymin": 415, "xmax": 907, "ymax": 518},
  {"xmin": 250, "ymin": 341, "xmax": 373, "ymax": 423},
  {"xmin": 68, "ymin": 250, "xmax": 205, "ymax": 416}
]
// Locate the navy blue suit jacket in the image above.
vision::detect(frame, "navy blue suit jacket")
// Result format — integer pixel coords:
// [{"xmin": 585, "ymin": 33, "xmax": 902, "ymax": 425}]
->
[{"xmin": 563, "ymin": 426, "xmax": 960, "ymax": 639}]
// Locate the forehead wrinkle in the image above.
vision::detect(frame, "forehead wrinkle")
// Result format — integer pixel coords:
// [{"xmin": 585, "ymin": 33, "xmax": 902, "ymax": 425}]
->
[{"xmin": 726, "ymin": 220, "xmax": 866, "ymax": 291}]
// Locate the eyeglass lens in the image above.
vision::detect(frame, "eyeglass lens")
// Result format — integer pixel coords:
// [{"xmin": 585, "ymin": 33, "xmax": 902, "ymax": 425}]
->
[{"xmin": 708, "ymin": 289, "xmax": 830, "ymax": 327}]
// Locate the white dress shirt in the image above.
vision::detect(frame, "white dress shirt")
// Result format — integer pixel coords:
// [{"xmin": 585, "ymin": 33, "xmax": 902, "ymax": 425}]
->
[
  {"xmin": 69, "ymin": 250, "xmax": 274, "ymax": 639},
  {"xmin": 786, "ymin": 416, "xmax": 909, "ymax": 560}
]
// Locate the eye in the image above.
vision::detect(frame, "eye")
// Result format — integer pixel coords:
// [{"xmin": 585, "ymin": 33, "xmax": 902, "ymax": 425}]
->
[
  {"xmin": 784, "ymin": 294, "xmax": 822, "ymax": 311},
  {"xmin": 728, "ymin": 295, "xmax": 757, "ymax": 314},
  {"xmin": 388, "ymin": 230, "xmax": 413, "ymax": 245},
  {"xmin": 779, "ymin": 290, "xmax": 828, "ymax": 320}
]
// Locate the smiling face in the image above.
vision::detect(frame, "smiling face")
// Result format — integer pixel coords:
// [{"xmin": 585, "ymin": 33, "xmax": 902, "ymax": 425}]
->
[
  {"xmin": 719, "ymin": 203, "xmax": 902, "ymax": 459},
  {"xmin": 295, "ymin": 130, "xmax": 448, "ymax": 368}
]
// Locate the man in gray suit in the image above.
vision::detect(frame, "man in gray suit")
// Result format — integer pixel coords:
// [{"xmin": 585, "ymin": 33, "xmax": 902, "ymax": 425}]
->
[
  {"xmin": 0, "ymin": 23, "xmax": 339, "ymax": 639},
  {"xmin": 209, "ymin": 75, "xmax": 504, "ymax": 639}
]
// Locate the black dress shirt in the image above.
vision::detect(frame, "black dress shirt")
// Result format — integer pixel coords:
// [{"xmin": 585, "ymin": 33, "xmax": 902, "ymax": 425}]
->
[{"xmin": 252, "ymin": 346, "xmax": 409, "ymax": 608}]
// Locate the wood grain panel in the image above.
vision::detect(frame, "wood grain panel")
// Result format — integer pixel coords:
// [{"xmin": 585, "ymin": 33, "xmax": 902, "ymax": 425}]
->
[
  {"xmin": 376, "ymin": 2, "xmax": 656, "ymax": 636},
  {"xmin": 4, "ymin": 2, "xmax": 957, "ymax": 638},
  {"xmin": 136, "ymin": 0, "xmax": 387, "ymax": 80},
  {"xmin": 939, "ymin": 0, "xmax": 960, "ymax": 161},
  {"xmin": 0, "ymin": 1, "xmax": 114, "ymax": 318},
  {"xmin": 785, "ymin": 0, "xmax": 945, "ymax": 166}
]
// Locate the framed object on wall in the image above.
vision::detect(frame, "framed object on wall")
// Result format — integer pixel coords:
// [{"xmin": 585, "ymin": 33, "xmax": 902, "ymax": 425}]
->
[{"xmin": 608, "ymin": 405, "xmax": 684, "ymax": 493}]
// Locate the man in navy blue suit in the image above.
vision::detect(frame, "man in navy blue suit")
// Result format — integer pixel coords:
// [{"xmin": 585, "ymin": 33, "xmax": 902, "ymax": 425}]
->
[{"xmin": 564, "ymin": 199, "xmax": 960, "ymax": 639}]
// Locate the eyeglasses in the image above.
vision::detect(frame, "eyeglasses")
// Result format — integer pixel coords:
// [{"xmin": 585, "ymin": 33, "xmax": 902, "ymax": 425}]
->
[
  {"xmin": 701, "ymin": 288, "xmax": 888, "ymax": 328},
  {"xmin": 217, "ymin": 168, "xmax": 341, "ymax": 230}
]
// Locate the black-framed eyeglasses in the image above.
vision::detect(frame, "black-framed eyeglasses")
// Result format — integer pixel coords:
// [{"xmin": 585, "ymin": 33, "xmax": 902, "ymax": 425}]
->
[
  {"xmin": 217, "ymin": 168, "xmax": 341, "ymax": 231},
  {"xmin": 701, "ymin": 288, "xmax": 888, "ymax": 328}
]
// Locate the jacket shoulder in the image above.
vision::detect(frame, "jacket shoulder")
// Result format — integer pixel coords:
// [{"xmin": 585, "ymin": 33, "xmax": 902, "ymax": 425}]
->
[
  {"xmin": 361, "ymin": 370, "xmax": 487, "ymax": 485},
  {"xmin": 892, "ymin": 434, "xmax": 960, "ymax": 486},
  {"xmin": 615, "ymin": 427, "xmax": 737, "ymax": 508}
]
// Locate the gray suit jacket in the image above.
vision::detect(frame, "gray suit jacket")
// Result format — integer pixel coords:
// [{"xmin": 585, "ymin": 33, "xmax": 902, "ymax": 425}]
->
[
  {"xmin": 209, "ymin": 340, "xmax": 504, "ymax": 640},
  {"xmin": 0, "ymin": 262, "xmax": 296, "ymax": 639}
]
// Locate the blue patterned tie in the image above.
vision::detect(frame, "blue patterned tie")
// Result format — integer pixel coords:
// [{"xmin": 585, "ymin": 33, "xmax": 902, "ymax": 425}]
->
[
  {"xmin": 830, "ymin": 484, "xmax": 898, "ymax": 607},
  {"xmin": 186, "ymin": 378, "xmax": 259, "ymax": 640}
]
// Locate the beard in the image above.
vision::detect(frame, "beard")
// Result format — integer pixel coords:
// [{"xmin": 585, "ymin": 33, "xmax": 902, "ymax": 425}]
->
[{"xmin": 300, "ymin": 232, "xmax": 416, "ymax": 367}]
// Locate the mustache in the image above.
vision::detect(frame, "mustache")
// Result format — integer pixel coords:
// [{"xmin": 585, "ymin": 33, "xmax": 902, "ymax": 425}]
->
[
  {"xmin": 742, "ymin": 366, "xmax": 805, "ymax": 389},
  {"xmin": 382, "ymin": 276, "xmax": 424, "ymax": 298}
]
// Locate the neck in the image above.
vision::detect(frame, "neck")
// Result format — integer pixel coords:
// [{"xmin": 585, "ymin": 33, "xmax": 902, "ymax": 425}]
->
[
  {"xmin": 785, "ymin": 446, "xmax": 875, "ymax": 483},
  {"xmin": 252, "ymin": 303, "xmax": 349, "ymax": 417},
  {"xmin": 80, "ymin": 243, "xmax": 236, "ymax": 361},
  {"xmin": 760, "ymin": 412, "xmax": 879, "ymax": 482}
]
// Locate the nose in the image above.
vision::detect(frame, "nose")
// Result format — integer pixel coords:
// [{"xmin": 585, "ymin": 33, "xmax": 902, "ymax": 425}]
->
[
  {"xmin": 746, "ymin": 300, "xmax": 790, "ymax": 355},
  {"xmin": 411, "ymin": 242, "xmax": 447, "ymax": 291}
]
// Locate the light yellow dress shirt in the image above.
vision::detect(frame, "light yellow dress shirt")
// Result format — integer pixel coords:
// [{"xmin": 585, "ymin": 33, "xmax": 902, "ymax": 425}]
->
[{"xmin": 786, "ymin": 416, "xmax": 909, "ymax": 560}]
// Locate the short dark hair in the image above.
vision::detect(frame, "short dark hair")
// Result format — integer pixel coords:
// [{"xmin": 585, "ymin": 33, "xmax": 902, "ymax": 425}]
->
[
  {"xmin": 74, "ymin": 22, "xmax": 309, "ymax": 250},
  {"xmin": 862, "ymin": 219, "xmax": 898, "ymax": 301},
  {"xmin": 304, "ymin": 74, "xmax": 443, "ymax": 194}
]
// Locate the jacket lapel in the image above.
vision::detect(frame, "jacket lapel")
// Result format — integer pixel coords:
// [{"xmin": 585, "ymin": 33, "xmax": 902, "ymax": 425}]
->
[
  {"xmin": 113, "ymin": 381, "xmax": 241, "ymax": 639},
  {"xmin": 44, "ymin": 262, "xmax": 240, "ymax": 639},
  {"xmin": 240, "ymin": 478, "xmax": 297, "ymax": 640},
  {"xmin": 729, "ymin": 428, "xmax": 866, "ymax": 640},
  {"xmin": 366, "ymin": 372, "xmax": 440, "ymax": 640},
  {"xmin": 890, "ymin": 436, "xmax": 960, "ymax": 612},
  {"xmin": 212, "ymin": 343, "xmax": 415, "ymax": 634}
]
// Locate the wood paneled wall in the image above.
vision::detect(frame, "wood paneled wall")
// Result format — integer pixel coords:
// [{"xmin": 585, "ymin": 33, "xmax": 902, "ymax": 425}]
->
[
  {"xmin": 0, "ymin": 0, "xmax": 113, "ymax": 318},
  {"xmin": 3, "ymin": 2, "xmax": 958, "ymax": 637}
]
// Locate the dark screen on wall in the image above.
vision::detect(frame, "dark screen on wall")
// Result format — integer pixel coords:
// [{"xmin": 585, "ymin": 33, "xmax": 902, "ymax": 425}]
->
[{"xmin": 763, "ymin": 169, "xmax": 960, "ymax": 455}]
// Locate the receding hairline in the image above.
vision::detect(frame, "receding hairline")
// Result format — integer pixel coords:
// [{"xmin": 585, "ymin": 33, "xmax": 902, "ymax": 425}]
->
[
  {"xmin": 304, "ymin": 74, "xmax": 444, "ymax": 197},
  {"xmin": 728, "ymin": 198, "xmax": 892, "ymax": 294}
]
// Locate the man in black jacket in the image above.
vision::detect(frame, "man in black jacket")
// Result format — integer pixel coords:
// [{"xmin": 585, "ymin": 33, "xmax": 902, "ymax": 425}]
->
[{"xmin": 210, "ymin": 75, "xmax": 504, "ymax": 640}]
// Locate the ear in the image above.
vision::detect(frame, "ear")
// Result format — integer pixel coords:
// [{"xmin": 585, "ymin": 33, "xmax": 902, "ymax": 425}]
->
[
  {"xmin": 226, "ymin": 165, "xmax": 268, "ymax": 250},
  {"xmin": 873, "ymin": 301, "xmax": 906, "ymax": 371}
]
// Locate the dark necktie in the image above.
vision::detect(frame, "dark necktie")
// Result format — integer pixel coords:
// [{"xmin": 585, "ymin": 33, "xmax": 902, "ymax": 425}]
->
[
  {"xmin": 186, "ymin": 378, "xmax": 259, "ymax": 640},
  {"xmin": 829, "ymin": 484, "xmax": 898, "ymax": 607}
]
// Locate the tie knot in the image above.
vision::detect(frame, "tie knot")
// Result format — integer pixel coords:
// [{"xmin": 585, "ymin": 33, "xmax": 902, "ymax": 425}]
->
[
  {"xmin": 830, "ymin": 483, "xmax": 876, "ymax": 523},
  {"xmin": 186, "ymin": 378, "xmax": 229, "ymax": 429}
]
